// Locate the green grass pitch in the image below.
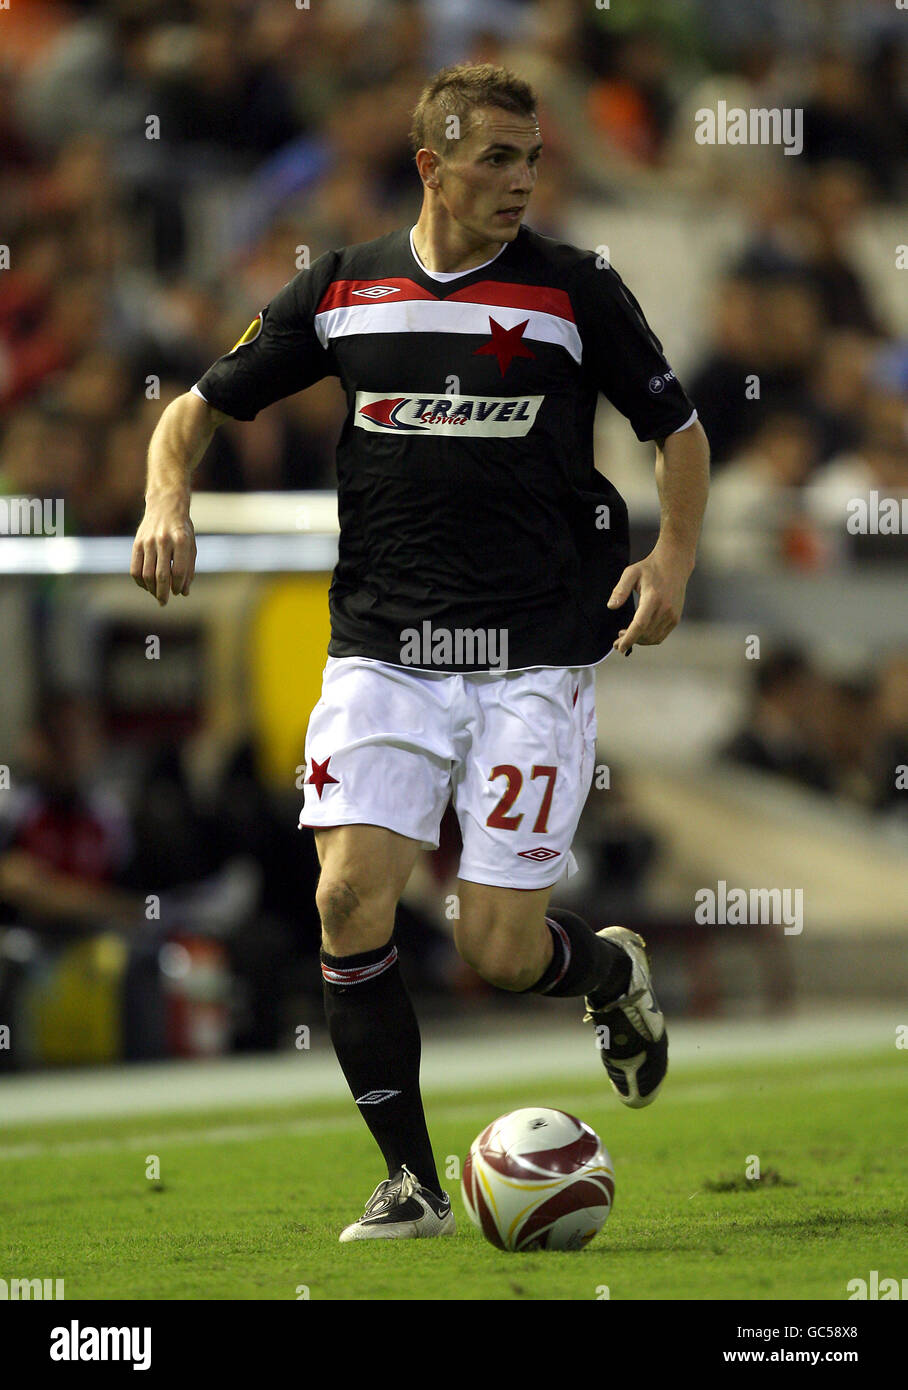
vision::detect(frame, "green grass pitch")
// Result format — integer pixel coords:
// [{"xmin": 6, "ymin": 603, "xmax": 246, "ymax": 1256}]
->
[{"xmin": 2, "ymin": 1048, "xmax": 906, "ymax": 1300}]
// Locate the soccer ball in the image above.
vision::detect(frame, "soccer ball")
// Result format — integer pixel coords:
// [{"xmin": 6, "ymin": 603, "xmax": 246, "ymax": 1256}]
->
[{"xmin": 461, "ymin": 1107, "xmax": 615, "ymax": 1252}]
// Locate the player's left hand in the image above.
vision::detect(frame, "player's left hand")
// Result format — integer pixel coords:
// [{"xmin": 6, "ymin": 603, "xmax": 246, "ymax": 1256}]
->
[{"xmin": 607, "ymin": 542, "xmax": 694, "ymax": 655}]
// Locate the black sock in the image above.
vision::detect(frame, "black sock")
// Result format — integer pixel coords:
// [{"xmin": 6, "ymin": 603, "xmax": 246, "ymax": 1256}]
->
[
  {"xmin": 321, "ymin": 938, "xmax": 444, "ymax": 1199},
  {"xmin": 526, "ymin": 908, "xmax": 632, "ymax": 1001}
]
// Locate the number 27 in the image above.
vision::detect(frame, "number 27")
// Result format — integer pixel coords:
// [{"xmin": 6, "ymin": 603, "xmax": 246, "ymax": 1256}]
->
[{"xmin": 486, "ymin": 764, "xmax": 557, "ymax": 833}]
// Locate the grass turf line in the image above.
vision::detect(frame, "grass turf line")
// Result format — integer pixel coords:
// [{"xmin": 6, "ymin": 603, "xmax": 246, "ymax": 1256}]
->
[{"xmin": 1, "ymin": 1050, "xmax": 906, "ymax": 1300}]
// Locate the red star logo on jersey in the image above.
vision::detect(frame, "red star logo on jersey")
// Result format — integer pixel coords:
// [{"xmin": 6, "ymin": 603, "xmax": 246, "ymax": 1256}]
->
[
  {"xmin": 307, "ymin": 756, "xmax": 339, "ymax": 798},
  {"xmin": 473, "ymin": 316, "xmax": 536, "ymax": 377}
]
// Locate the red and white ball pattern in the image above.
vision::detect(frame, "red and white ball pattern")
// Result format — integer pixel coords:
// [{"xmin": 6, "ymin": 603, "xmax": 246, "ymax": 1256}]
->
[{"xmin": 461, "ymin": 1108, "xmax": 615, "ymax": 1252}]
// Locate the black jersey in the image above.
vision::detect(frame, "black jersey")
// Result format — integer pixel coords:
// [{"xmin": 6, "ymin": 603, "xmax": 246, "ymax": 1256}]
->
[{"xmin": 194, "ymin": 224, "xmax": 696, "ymax": 672}]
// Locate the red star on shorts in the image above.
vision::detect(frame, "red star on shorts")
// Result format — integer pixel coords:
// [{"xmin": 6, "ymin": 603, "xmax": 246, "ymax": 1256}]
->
[
  {"xmin": 473, "ymin": 316, "xmax": 535, "ymax": 377},
  {"xmin": 307, "ymin": 756, "xmax": 339, "ymax": 798}
]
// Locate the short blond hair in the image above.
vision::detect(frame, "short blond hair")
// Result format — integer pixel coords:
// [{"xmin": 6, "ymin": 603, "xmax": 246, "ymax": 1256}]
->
[{"xmin": 409, "ymin": 62, "xmax": 537, "ymax": 157}]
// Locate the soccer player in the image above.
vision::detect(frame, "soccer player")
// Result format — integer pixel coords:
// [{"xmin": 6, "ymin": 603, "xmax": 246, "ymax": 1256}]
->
[{"xmin": 131, "ymin": 64, "xmax": 710, "ymax": 1242}]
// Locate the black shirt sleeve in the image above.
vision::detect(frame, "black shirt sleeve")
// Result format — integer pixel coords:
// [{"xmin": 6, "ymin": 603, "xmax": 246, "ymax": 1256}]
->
[
  {"xmin": 571, "ymin": 254, "xmax": 697, "ymax": 442},
  {"xmin": 193, "ymin": 252, "xmax": 339, "ymax": 421}
]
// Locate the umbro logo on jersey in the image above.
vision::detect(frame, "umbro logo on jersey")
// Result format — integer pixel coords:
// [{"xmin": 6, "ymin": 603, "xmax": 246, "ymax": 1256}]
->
[
  {"xmin": 355, "ymin": 1089, "xmax": 402, "ymax": 1104},
  {"xmin": 355, "ymin": 392, "xmax": 543, "ymax": 437},
  {"xmin": 351, "ymin": 285, "xmax": 401, "ymax": 298},
  {"xmin": 517, "ymin": 847, "xmax": 561, "ymax": 862}
]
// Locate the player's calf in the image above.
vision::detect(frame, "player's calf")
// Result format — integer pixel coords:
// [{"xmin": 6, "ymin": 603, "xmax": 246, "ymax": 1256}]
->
[
  {"xmin": 314, "ymin": 826, "xmax": 445, "ymax": 1207},
  {"xmin": 459, "ymin": 899, "xmax": 668, "ymax": 1108}
]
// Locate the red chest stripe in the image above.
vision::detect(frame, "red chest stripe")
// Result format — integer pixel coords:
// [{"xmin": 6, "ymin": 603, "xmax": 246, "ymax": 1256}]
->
[
  {"xmin": 447, "ymin": 281, "xmax": 575, "ymax": 322},
  {"xmin": 316, "ymin": 278, "xmax": 575, "ymax": 323},
  {"xmin": 316, "ymin": 279, "xmax": 436, "ymax": 312}
]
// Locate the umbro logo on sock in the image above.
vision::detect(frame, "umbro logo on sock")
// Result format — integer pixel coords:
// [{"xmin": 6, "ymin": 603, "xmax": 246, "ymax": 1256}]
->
[{"xmin": 355, "ymin": 1089, "xmax": 402, "ymax": 1105}]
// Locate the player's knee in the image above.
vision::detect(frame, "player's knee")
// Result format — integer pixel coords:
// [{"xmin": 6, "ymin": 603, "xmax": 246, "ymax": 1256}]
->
[
  {"xmin": 457, "ymin": 928, "xmax": 540, "ymax": 992},
  {"xmin": 316, "ymin": 875, "xmax": 395, "ymax": 954},
  {"xmin": 316, "ymin": 876, "xmax": 359, "ymax": 931},
  {"xmin": 476, "ymin": 952, "xmax": 541, "ymax": 992}
]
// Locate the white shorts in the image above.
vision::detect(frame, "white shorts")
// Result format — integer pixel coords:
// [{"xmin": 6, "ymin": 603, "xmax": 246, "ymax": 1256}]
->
[{"xmin": 299, "ymin": 656, "xmax": 598, "ymax": 889}]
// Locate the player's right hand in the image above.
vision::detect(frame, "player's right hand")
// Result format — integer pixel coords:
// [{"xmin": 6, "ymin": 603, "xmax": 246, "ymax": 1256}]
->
[{"xmin": 130, "ymin": 497, "xmax": 196, "ymax": 605}]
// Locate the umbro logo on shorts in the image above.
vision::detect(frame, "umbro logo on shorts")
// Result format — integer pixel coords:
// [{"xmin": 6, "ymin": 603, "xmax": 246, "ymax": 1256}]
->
[
  {"xmin": 355, "ymin": 1089, "xmax": 402, "ymax": 1104},
  {"xmin": 517, "ymin": 847, "xmax": 561, "ymax": 861}
]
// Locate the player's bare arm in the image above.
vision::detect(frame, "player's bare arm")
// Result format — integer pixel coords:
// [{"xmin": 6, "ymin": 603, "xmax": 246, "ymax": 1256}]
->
[
  {"xmin": 609, "ymin": 418, "xmax": 710, "ymax": 653},
  {"xmin": 131, "ymin": 391, "xmax": 228, "ymax": 606}
]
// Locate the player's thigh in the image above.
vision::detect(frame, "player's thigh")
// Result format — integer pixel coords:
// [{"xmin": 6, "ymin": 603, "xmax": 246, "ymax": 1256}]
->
[
  {"xmin": 314, "ymin": 824, "xmax": 422, "ymax": 954},
  {"xmin": 453, "ymin": 879, "xmax": 554, "ymax": 990},
  {"xmin": 300, "ymin": 656, "xmax": 455, "ymax": 853},
  {"xmin": 454, "ymin": 666, "xmax": 597, "ymax": 891}
]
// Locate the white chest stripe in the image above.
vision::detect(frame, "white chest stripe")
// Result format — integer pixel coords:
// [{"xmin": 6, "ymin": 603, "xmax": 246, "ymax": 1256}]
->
[{"xmin": 314, "ymin": 300, "xmax": 582, "ymax": 364}]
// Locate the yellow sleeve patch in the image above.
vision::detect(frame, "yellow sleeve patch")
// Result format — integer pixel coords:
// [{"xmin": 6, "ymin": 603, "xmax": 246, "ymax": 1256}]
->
[{"xmin": 230, "ymin": 312, "xmax": 264, "ymax": 352}]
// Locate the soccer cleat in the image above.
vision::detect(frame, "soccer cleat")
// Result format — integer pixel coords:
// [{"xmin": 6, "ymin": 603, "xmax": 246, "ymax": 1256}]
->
[
  {"xmin": 583, "ymin": 926, "xmax": 668, "ymax": 1109},
  {"xmin": 338, "ymin": 1165, "xmax": 456, "ymax": 1242}
]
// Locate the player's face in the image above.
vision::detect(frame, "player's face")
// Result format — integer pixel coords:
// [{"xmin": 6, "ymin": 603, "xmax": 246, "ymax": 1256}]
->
[{"xmin": 433, "ymin": 108, "xmax": 542, "ymax": 246}]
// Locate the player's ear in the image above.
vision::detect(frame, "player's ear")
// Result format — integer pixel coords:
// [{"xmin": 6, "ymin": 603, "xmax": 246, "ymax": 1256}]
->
[{"xmin": 416, "ymin": 148, "xmax": 440, "ymax": 189}]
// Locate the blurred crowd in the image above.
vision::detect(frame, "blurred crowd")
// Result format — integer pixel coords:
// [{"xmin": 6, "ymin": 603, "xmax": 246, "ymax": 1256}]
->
[
  {"xmin": 694, "ymin": 166, "xmax": 908, "ymax": 570},
  {"xmin": 723, "ymin": 646, "xmax": 908, "ymax": 819},
  {"xmin": 0, "ymin": 0, "xmax": 906, "ymax": 552},
  {"xmin": 0, "ymin": 688, "xmax": 487, "ymax": 1065},
  {"xmin": 0, "ymin": 691, "xmax": 323, "ymax": 1060}
]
